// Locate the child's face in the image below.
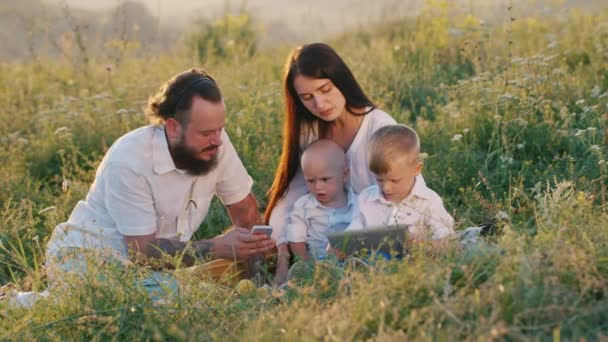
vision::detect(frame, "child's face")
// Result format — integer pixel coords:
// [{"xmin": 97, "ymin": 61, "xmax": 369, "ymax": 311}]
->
[
  {"xmin": 302, "ymin": 157, "xmax": 348, "ymax": 207},
  {"xmin": 373, "ymin": 156, "xmax": 422, "ymax": 203}
]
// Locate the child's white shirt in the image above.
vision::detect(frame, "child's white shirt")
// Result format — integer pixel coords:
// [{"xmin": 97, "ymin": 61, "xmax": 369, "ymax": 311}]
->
[
  {"xmin": 287, "ymin": 187, "xmax": 357, "ymax": 260},
  {"xmin": 346, "ymin": 176, "xmax": 454, "ymax": 240}
]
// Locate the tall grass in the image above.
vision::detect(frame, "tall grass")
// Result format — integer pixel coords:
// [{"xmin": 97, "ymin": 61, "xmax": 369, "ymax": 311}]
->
[{"xmin": 0, "ymin": 1, "xmax": 607, "ymax": 340}]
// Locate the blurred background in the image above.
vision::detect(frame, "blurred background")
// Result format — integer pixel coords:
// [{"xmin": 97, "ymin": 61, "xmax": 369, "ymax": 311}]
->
[{"xmin": 1, "ymin": 0, "xmax": 605, "ymax": 61}]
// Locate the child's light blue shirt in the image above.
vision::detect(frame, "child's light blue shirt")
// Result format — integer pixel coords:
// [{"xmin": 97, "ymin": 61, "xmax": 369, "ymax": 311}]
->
[{"xmin": 286, "ymin": 187, "xmax": 357, "ymax": 260}]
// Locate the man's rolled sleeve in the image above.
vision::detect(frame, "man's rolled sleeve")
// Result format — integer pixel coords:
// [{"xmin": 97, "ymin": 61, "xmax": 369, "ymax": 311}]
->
[
  {"xmin": 215, "ymin": 131, "xmax": 253, "ymax": 205},
  {"xmin": 104, "ymin": 164, "xmax": 157, "ymax": 237}
]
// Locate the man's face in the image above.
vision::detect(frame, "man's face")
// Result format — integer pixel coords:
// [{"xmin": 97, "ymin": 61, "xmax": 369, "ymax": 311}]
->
[{"xmin": 167, "ymin": 96, "xmax": 226, "ymax": 175}]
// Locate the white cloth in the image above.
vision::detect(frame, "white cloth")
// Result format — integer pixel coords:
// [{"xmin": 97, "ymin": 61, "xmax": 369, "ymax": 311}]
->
[
  {"xmin": 270, "ymin": 108, "xmax": 396, "ymax": 245},
  {"xmin": 346, "ymin": 176, "xmax": 454, "ymax": 240},
  {"xmin": 287, "ymin": 187, "xmax": 357, "ymax": 260},
  {"xmin": 46, "ymin": 125, "xmax": 253, "ymax": 264}
]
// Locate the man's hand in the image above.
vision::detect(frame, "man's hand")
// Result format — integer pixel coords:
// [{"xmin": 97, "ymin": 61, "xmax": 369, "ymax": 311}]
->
[{"xmin": 211, "ymin": 227, "xmax": 275, "ymax": 260}]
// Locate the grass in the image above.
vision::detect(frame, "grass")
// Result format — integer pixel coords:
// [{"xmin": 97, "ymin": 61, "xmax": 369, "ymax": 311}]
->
[{"xmin": 0, "ymin": 1, "xmax": 607, "ymax": 340}]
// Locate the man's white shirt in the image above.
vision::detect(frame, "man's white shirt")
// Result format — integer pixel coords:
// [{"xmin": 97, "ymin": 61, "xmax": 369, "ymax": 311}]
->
[
  {"xmin": 46, "ymin": 125, "xmax": 253, "ymax": 264},
  {"xmin": 346, "ymin": 175, "xmax": 454, "ymax": 240},
  {"xmin": 287, "ymin": 187, "xmax": 357, "ymax": 260}
]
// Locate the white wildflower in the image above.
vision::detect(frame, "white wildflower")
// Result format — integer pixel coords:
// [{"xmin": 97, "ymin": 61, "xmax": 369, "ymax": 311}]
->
[
  {"xmin": 54, "ymin": 127, "xmax": 70, "ymax": 135},
  {"xmin": 591, "ymin": 145, "xmax": 601, "ymax": 151},
  {"xmin": 576, "ymin": 99, "xmax": 585, "ymax": 106},
  {"xmin": 500, "ymin": 156, "xmax": 514, "ymax": 164},
  {"xmin": 591, "ymin": 85, "xmax": 601, "ymax": 98},
  {"xmin": 451, "ymin": 134, "xmax": 463, "ymax": 142},
  {"xmin": 499, "ymin": 93, "xmax": 514, "ymax": 101},
  {"xmin": 32, "ymin": 235, "xmax": 39, "ymax": 242},
  {"xmin": 587, "ymin": 127, "xmax": 597, "ymax": 132},
  {"xmin": 574, "ymin": 129, "xmax": 586, "ymax": 137},
  {"xmin": 599, "ymin": 160, "xmax": 606, "ymax": 166},
  {"xmin": 463, "ymin": 128, "xmax": 470, "ymax": 134},
  {"xmin": 448, "ymin": 28, "xmax": 463, "ymax": 37},
  {"xmin": 497, "ymin": 211, "xmax": 510, "ymax": 220},
  {"xmin": 517, "ymin": 143, "xmax": 525, "ymax": 150},
  {"xmin": 62, "ymin": 179, "xmax": 70, "ymax": 193},
  {"xmin": 38, "ymin": 206, "xmax": 57, "ymax": 214}
]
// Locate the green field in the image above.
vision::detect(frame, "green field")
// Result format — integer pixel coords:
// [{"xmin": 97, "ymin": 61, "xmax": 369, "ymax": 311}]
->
[{"xmin": 0, "ymin": 1, "xmax": 607, "ymax": 340}]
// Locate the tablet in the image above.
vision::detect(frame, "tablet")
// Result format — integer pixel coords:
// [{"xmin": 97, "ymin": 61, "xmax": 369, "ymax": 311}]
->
[{"xmin": 327, "ymin": 225, "xmax": 409, "ymax": 257}]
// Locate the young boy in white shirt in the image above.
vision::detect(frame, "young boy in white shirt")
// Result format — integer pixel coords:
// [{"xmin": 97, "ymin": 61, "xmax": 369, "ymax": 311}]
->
[
  {"xmin": 274, "ymin": 140, "xmax": 357, "ymax": 284},
  {"xmin": 346, "ymin": 125, "xmax": 454, "ymax": 243}
]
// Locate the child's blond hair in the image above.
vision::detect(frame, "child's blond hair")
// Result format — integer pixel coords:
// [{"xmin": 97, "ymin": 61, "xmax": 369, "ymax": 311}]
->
[{"xmin": 369, "ymin": 124, "xmax": 420, "ymax": 174}]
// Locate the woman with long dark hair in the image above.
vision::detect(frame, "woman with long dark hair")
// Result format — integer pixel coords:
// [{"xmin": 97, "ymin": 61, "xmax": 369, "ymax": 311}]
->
[{"xmin": 266, "ymin": 43, "xmax": 396, "ymax": 283}]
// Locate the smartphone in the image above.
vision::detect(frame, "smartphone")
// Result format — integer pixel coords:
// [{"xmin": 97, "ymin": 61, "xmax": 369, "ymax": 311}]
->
[{"xmin": 251, "ymin": 225, "xmax": 273, "ymax": 237}]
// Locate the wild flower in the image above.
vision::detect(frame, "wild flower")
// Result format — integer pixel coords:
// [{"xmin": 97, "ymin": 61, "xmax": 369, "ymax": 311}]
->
[
  {"xmin": 462, "ymin": 128, "xmax": 470, "ymax": 134},
  {"xmin": 451, "ymin": 134, "xmax": 463, "ymax": 142},
  {"xmin": 576, "ymin": 99, "xmax": 585, "ymax": 106},
  {"xmin": 517, "ymin": 143, "xmax": 525, "ymax": 149},
  {"xmin": 587, "ymin": 127, "xmax": 597, "ymax": 132},
  {"xmin": 448, "ymin": 28, "xmax": 463, "ymax": 37},
  {"xmin": 590, "ymin": 145, "xmax": 601, "ymax": 151},
  {"xmin": 591, "ymin": 85, "xmax": 601, "ymax": 97},
  {"xmin": 500, "ymin": 156, "xmax": 514, "ymax": 164},
  {"xmin": 54, "ymin": 127, "xmax": 70, "ymax": 135},
  {"xmin": 575, "ymin": 129, "xmax": 586, "ymax": 137},
  {"xmin": 599, "ymin": 160, "xmax": 607, "ymax": 166},
  {"xmin": 497, "ymin": 211, "xmax": 509, "ymax": 220},
  {"xmin": 38, "ymin": 206, "xmax": 57, "ymax": 214},
  {"xmin": 62, "ymin": 179, "xmax": 70, "ymax": 193},
  {"xmin": 499, "ymin": 93, "xmax": 514, "ymax": 101}
]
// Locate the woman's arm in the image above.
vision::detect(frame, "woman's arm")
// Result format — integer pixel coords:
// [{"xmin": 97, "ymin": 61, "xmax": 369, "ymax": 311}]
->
[{"xmin": 269, "ymin": 168, "xmax": 309, "ymax": 245}]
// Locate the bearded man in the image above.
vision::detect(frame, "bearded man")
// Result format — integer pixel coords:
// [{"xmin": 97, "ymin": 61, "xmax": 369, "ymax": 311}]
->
[{"xmin": 45, "ymin": 68, "xmax": 274, "ymax": 292}]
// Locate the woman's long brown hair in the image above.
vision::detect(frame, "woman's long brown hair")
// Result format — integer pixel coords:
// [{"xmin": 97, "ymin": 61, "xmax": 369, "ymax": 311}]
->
[{"xmin": 264, "ymin": 43, "xmax": 375, "ymax": 224}]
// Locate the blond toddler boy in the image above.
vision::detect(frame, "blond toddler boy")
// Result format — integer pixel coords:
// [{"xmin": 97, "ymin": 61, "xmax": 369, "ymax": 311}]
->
[{"xmin": 346, "ymin": 125, "xmax": 454, "ymax": 242}]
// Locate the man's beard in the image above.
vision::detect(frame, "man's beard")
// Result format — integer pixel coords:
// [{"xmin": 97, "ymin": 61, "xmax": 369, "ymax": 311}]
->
[{"xmin": 170, "ymin": 138, "xmax": 219, "ymax": 176}]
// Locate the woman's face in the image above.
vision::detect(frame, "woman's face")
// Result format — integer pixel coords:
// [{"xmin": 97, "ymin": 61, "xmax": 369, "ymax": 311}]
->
[{"xmin": 293, "ymin": 75, "xmax": 347, "ymax": 122}]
